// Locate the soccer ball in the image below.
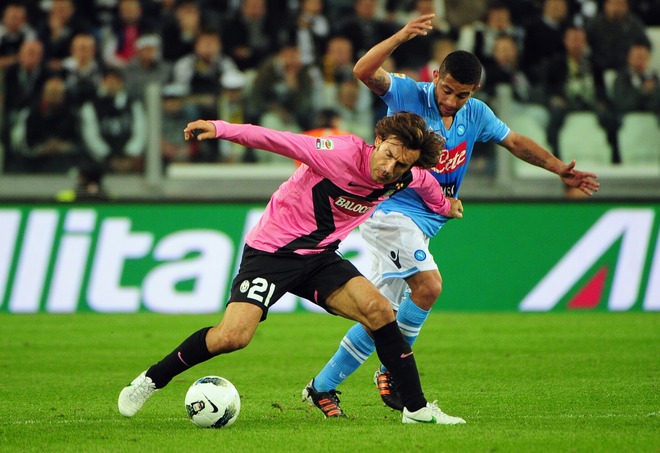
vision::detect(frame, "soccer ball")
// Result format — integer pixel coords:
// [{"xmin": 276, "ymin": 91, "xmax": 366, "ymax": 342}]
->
[{"xmin": 185, "ymin": 376, "xmax": 241, "ymax": 428}]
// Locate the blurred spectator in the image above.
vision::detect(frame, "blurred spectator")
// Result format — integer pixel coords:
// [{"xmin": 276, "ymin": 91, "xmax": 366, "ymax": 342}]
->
[
  {"xmin": 160, "ymin": 85, "xmax": 194, "ymax": 166},
  {"xmin": 324, "ymin": 0, "xmax": 357, "ymax": 23},
  {"xmin": 418, "ymin": 36, "xmax": 455, "ymax": 82},
  {"xmin": 384, "ymin": 0, "xmax": 424, "ymax": 24},
  {"xmin": 169, "ymin": 30, "xmax": 243, "ymax": 162},
  {"xmin": 217, "ymin": 71, "xmax": 252, "ymax": 162},
  {"xmin": 10, "ymin": 76, "xmax": 81, "ymax": 173},
  {"xmin": 56, "ymin": 162, "xmax": 113, "ymax": 202},
  {"xmin": 544, "ymin": 26, "xmax": 621, "ymax": 163},
  {"xmin": 288, "ymin": 0, "xmax": 330, "ymax": 67},
  {"xmin": 333, "ymin": 0, "xmax": 396, "ymax": 60},
  {"xmin": 36, "ymin": 0, "xmax": 92, "ymax": 72},
  {"xmin": 456, "ymin": 2, "xmax": 524, "ymax": 67},
  {"xmin": 567, "ymin": 0, "xmax": 600, "ymax": 26},
  {"xmin": 2, "ymin": 39, "xmax": 49, "ymax": 171},
  {"xmin": 482, "ymin": 34, "xmax": 533, "ymax": 103},
  {"xmin": 391, "ymin": 0, "xmax": 457, "ymax": 71},
  {"xmin": 75, "ymin": 0, "xmax": 120, "ymax": 33},
  {"xmin": 320, "ymin": 35, "xmax": 355, "ymax": 85},
  {"xmin": 334, "ymin": 78, "xmax": 374, "ymax": 141},
  {"xmin": 101, "ymin": 0, "xmax": 155, "ymax": 68},
  {"xmin": 170, "ymin": 30, "xmax": 239, "ymax": 97},
  {"xmin": 248, "ymin": 42, "xmax": 316, "ymax": 160},
  {"xmin": 221, "ymin": 0, "xmax": 282, "ymax": 72},
  {"xmin": 160, "ymin": 0, "xmax": 201, "ymax": 63},
  {"xmin": 633, "ymin": 0, "xmax": 660, "ymax": 25},
  {"xmin": 585, "ymin": 0, "xmax": 650, "ymax": 75},
  {"xmin": 522, "ymin": 0, "xmax": 570, "ymax": 86},
  {"xmin": 612, "ymin": 42, "xmax": 660, "ymax": 118},
  {"xmin": 319, "ymin": 35, "xmax": 373, "ymax": 111},
  {"xmin": 59, "ymin": 32, "xmax": 103, "ymax": 107},
  {"xmin": 80, "ymin": 67, "xmax": 147, "ymax": 173},
  {"xmin": 124, "ymin": 33, "xmax": 171, "ymax": 101},
  {"xmin": 444, "ymin": 0, "xmax": 488, "ymax": 29},
  {"xmin": 2, "ymin": 39, "xmax": 48, "ymax": 120},
  {"xmin": 0, "ymin": 3, "xmax": 37, "ymax": 70}
]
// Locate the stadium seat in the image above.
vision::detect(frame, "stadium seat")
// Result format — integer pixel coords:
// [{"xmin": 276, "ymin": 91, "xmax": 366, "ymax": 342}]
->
[
  {"xmin": 506, "ymin": 104, "xmax": 553, "ymax": 175},
  {"xmin": 618, "ymin": 112, "xmax": 660, "ymax": 166},
  {"xmin": 558, "ymin": 112, "xmax": 611, "ymax": 165}
]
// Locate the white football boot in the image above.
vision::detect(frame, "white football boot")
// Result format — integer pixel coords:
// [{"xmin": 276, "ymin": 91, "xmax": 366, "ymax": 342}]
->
[
  {"xmin": 402, "ymin": 401, "xmax": 466, "ymax": 425},
  {"xmin": 118, "ymin": 371, "xmax": 158, "ymax": 417}
]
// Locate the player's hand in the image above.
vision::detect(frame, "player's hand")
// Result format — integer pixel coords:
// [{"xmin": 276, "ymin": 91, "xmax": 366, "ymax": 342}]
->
[
  {"xmin": 184, "ymin": 120, "xmax": 217, "ymax": 141},
  {"xmin": 559, "ymin": 160, "xmax": 600, "ymax": 196},
  {"xmin": 446, "ymin": 197, "xmax": 463, "ymax": 219},
  {"xmin": 399, "ymin": 14, "xmax": 435, "ymax": 42}
]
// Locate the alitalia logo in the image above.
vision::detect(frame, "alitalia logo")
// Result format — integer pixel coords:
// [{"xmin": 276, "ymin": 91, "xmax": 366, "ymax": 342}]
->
[
  {"xmin": 0, "ymin": 206, "xmax": 657, "ymax": 313},
  {"xmin": 0, "ymin": 208, "xmax": 234, "ymax": 314},
  {"xmin": 0, "ymin": 207, "xmax": 371, "ymax": 314},
  {"xmin": 520, "ymin": 208, "xmax": 659, "ymax": 311}
]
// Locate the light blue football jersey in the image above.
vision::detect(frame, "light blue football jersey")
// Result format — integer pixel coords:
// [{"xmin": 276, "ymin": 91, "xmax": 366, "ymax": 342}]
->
[{"xmin": 376, "ymin": 72, "xmax": 511, "ymax": 237}]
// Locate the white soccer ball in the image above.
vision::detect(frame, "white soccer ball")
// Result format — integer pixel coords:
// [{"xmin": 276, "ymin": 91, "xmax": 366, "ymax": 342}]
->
[{"xmin": 185, "ymin": 376, "xmax": 241, "ymax": 428}]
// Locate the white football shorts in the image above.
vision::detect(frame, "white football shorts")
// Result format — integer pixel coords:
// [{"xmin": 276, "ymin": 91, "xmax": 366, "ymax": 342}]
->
[{"xmin": 360, "ymin": 210, "xmax": 437, "ymax": 310}]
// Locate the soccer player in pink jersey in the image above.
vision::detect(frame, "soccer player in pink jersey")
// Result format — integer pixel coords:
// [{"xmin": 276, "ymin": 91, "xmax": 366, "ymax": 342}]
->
[{"xmin": 118, "ymin": 111, "xmax": 465, "ymax": 424}]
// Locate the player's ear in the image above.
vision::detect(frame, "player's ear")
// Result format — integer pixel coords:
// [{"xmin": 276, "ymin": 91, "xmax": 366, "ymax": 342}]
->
[{"xmin": 374, "ymin": 135, "xmax": 383, "ymax": 147}]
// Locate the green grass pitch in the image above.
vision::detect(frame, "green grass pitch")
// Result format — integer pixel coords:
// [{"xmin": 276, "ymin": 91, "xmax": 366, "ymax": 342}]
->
[{"xmin": 1, "ymin": 312, "xmax": 658, "ymax": 452}]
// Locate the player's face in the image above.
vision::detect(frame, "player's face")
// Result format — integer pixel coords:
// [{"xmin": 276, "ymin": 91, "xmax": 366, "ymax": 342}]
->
[
  {"xmin": 369, "ymin": 137, "xmax": 420, "ymax": 184},
  {"xmin": 433, "ymin": 71, "xmax": 478, "ymax": 117}
]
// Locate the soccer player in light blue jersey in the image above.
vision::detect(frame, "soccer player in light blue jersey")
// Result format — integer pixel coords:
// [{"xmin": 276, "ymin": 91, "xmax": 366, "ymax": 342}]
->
[{"xmin": 303, "ymin": 14, "xmax": 600, "ymax": 419}]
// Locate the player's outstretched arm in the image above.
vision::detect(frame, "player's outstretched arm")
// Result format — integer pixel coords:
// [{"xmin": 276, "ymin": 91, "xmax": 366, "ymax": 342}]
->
[
  {"xmin": 184, "ymin": 120, "xmax": 217, "ymax": 141},
  {"xmin": 353, "ymin": 14, "xmax": 435, "ymax": 95},
  {"xmin": 500, "ymin": 131, "xmax": 599, "ymax": 196},
  {"xmin": 558, "ymin": 160, "xmax": 600, "ymax": 196}
]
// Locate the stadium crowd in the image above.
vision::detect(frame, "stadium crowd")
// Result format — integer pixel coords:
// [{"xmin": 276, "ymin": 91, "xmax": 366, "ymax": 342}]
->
[{"xmin": 0, "ymin": 0, "xmax": 658, "ymax": 174}]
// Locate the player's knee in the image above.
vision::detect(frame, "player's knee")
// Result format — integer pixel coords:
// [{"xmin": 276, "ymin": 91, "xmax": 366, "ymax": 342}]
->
[
  {"xmin": 411, "ymin": 277, "xmax": 442, "ymax": 309},
  {"xmin": 206, "ymin": 326, "xmax": 252, "ymax": 354},
  {"xmin": 361, "ymin": 296, "xmax": 395, "ymax": 330}
]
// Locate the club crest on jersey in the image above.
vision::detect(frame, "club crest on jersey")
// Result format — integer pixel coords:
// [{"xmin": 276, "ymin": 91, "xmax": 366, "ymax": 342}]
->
[
  {"xmin": 414, "ymin": 250, "xmax": 427, "ymax": 261},
  {"xmin": 315, "ymin": 138, "xmax": 334, "ymax": 150},
  {"xmin": 383, "ymin": 182, "xmax": 405, "ymax": 198},
  {"xmin": 334, "ymin": 196, "xmax": 373, "ymax": 216}
]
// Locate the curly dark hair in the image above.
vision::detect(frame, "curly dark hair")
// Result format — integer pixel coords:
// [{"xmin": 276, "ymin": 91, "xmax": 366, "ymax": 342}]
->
[
  {"xmin": 374, "ymin": 111, "xmax": 444, "ymax": 169},
  {"xmin": 439, "ymin": 50, "xmax": 482, "ymax": 86}
]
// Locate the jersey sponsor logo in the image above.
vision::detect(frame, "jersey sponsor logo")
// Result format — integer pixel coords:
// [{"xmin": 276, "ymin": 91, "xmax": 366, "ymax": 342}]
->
[
  {"xmin": 389, "ymin": 250, "xmax": 401, "ymax": 269},
  {"xmin": 333, "ymin": 196, "xmax": 373, "ymax": 216},
  {"xmin": 315, "ymin": 138, "xmax": 334, "ymax": 150},
  {"xmin": 433, "ymin": 141, "xmax": 467, "ymax": 174},
  {"xmin": 442, "ymin": 183, "xmax": 457, "ymax": 198}
]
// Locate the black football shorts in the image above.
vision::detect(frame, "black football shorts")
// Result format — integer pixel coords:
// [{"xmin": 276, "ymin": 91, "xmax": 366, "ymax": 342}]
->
[{"xmin": 228, "ymin": 245, "xmax": 363, "ymax": 320}]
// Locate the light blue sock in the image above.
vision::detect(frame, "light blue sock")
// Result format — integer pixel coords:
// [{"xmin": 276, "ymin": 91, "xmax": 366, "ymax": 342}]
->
[
  {"xmin": 379, "ymin": 293, "xmax": 430, "ymax": 373},
  {"xmin": 313, "ymin": 323, "xmax": 376, "ymax": 392}
]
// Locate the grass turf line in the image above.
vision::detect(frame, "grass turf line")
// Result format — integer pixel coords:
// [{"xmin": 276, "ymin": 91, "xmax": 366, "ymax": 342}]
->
[{"xmin": 0, "ymin": 312, "xmax": 658, "ymax": 453}]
